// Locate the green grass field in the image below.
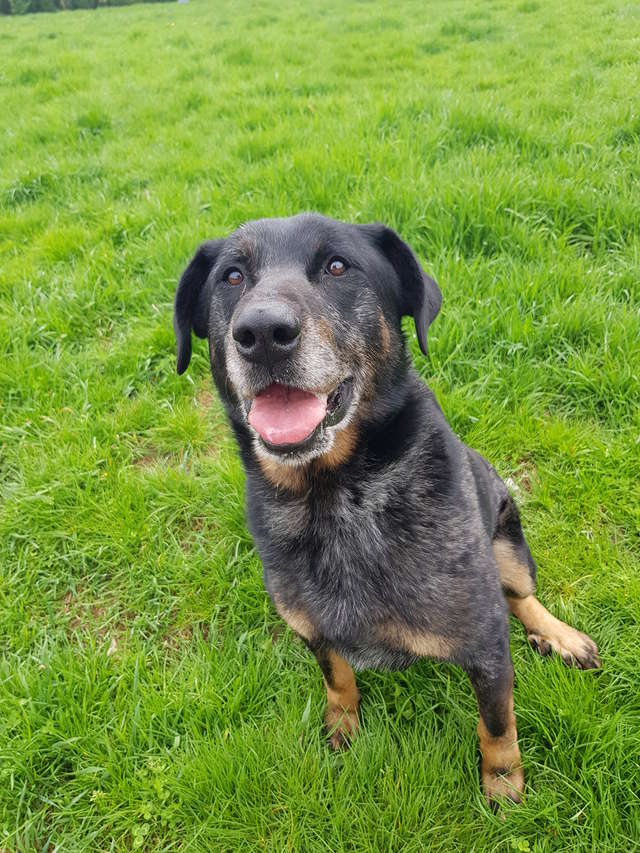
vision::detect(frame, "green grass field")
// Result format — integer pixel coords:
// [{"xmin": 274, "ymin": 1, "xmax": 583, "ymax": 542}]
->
[{"xmin": 1, "ymin": 0, "xmax": 639, "ymax": 849}]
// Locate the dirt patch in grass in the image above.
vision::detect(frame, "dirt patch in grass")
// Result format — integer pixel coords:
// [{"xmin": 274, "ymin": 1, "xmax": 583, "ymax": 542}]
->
[
  {"xmin": 60, "ymin": 587, "xmax": 134, "ymax": 656},
  {"xmin": 194, "ymin": 388, "xmax": 215, "ymax": 410},
  {"xmin": 132, "ymin": 451, "xmax": 167, "ymax": 469},
  {"xmin": 515, "ymin": 458, "xmax": 538, "ymax": 493},
  {"xmin": 162, "ymin": 620, "xmax": 211, "ymax": 651}
]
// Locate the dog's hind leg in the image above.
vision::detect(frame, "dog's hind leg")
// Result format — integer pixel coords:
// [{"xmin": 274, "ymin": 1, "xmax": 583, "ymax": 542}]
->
[
  {"xmin": 492, "ymin": 495, "xmax": 537, "ymax": 599},
  {"xmin": 493, "ymin": 496, "xmax": 600, "ymax": 670},
  {"xmin": 507, "ymin": 595, "xmax": 600, "ymax": 669}
]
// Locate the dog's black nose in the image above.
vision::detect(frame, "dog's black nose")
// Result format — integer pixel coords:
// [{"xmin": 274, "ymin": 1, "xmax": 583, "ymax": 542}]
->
[{"xmin": 232, "ymin": 301, "xmax": 301, "ymax": 365}]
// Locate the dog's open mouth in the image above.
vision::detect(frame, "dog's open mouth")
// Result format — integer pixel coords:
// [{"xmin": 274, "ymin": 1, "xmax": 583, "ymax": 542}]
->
[{"xmin": 247, "ymin": 378, "xmax": 353, "ymax": 452}]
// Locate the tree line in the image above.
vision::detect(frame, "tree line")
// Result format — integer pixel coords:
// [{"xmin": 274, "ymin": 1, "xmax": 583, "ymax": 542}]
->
[{"xmin": 2, "ymin": 0, "xmax": 173, "ymax": 13}]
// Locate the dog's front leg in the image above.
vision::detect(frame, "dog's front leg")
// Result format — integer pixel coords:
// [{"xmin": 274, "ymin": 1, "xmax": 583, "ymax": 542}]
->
[
  {"xmin": 466, "ymin": 652, "xmax": 524, "ymax": 807},
  {"xmin": 307, "ymin": 642, "xmax": 360, "ymax": 750},
  {"xmin": 271, "ymin": 595, "xmax": 360, "ymax": 749}
]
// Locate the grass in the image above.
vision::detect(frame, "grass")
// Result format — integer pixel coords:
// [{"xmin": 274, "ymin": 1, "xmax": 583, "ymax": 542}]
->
[{"xmin": 1, "ymin": 0, "xmax": 639, "ymax": 849}]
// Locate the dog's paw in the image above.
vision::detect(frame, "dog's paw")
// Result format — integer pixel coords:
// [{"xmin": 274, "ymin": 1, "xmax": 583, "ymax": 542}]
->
[
  {"xmin": 325, "ymin": 705, "xmax": 359, "ymax": 751},
  {"xmin": 527, "ymin": 625, "xmax": 600, "ymax": 670},
  {"xmin": 482, "ymin": 764, "xmax": 525, "ymax": 809}
]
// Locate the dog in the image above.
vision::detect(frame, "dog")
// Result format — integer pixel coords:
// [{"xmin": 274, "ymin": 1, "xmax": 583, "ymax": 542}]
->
[{"xmin": 173, "ymin": 213, "xmax": 600, "ymax": 805}]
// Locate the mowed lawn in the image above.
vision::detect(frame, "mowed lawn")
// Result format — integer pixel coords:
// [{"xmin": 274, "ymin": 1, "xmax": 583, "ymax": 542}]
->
[{"xmin": 1, "ymin": 0, "xmax": 639, "ymax": 849}]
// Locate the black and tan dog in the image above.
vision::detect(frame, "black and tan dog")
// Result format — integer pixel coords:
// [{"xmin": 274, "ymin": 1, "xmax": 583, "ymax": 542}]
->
[{"xmin": 173, "ymin": 213, "xmax": 600, "ymax": 804}]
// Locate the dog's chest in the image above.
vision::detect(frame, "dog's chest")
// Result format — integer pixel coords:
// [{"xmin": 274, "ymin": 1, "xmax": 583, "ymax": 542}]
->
[
  {"xmin": 252, "ymin": 474, "xmax": 433, "ymax": 639},
  {"xmin": 266, "ymin": 481, "xmax": 392, "ymax": 569}
]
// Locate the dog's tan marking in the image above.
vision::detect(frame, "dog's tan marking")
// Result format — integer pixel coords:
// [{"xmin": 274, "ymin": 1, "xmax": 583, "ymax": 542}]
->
[
  {"xmin": 508, "ymin": 595, "xmax": 600, "ymax": 669},
  {"xmin": 315, "ymin": 421, "xmax": 359, "ymax": 470},
  {"xmin": 258, "ymin": 456, "xmax": 308, "ymax": 494},
  {"xmin": 378, "ymin": 623, "xmax": 454, "ymax": 660},
  {"xmin": 323, "ymin": 650, "xmax": 360, "ymax": 750},
  {"xmin": 493, "ymin": 538, "xmax": 535, "ymax": 599},
  {"xmin": 477, "ymin": 693, "xmax": 524, "ymax": 805},
  {"xmin": 259, "ymin": 421, "xmax": 359, "ymax": 487},
  {"xmin": 378, "ymin": 310, "xmax": 391, "ymax": 357},
  {"xmin": 271, "ymin": 594, "xmax": 314, "ymax": 641},
  {"xmin": 315, "ymin": 317, "xmax": 336, "ymax": 347}
]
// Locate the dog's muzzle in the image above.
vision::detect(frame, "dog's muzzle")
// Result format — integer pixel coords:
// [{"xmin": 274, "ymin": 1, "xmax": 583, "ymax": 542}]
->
[{"xmin": 246, "ymin": 378, "xmax": 354, "ymax": 453}]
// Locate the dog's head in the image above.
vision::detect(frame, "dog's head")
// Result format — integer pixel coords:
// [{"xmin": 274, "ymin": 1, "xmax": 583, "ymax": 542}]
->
[{"xmin": 174, "ymin": 214, "xmax": 440, "ymax": 468}]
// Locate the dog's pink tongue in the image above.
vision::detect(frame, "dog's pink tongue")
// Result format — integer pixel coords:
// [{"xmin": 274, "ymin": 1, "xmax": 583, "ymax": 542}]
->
[{"xmin": 249, "ymin": 384, "xmax": 327, "ymax": 445}]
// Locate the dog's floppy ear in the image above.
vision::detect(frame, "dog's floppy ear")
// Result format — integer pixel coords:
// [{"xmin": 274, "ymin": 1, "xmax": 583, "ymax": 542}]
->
[
  {"xmin": 358, "ymin": 224, "xmax": 441, "ymax": 356},
  {"xmin": 173, "ymin": 240, "xmax": 223, "ymax": 374}
]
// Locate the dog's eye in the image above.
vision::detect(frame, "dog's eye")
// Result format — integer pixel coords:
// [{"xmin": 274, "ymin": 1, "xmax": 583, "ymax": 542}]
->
[
  {"xmin": 225, "ymin": 268, "xmax": 244, "ymax": 286},
  {"xmin": 328, "ymin": 258, "xmax": 348, "ymax": 277}
]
